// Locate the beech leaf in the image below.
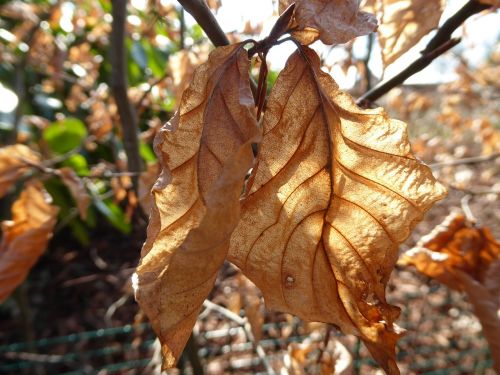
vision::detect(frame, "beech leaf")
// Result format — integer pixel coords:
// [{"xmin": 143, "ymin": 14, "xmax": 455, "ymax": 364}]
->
[
  {"xmin": 0, "ymin": 144, "xmax": 41, "ymax": 198},
  {"xmin": 399, "ymin": 213, "xmax": 500, "ymax": 289},
  {"xmin": 228, "ymin": 47, "xmax": 446, "ymax": 374},
  {"xmin": 376, "ymin": 0, "xmax": 446, "ymax": 67},
  {"xmin": 134, "ymin": 43, "xmax": 260, "ymax": 369},
  {"xmin": 0, "ymin": 181, "xmax": 59, "ymax": 303},
  {"xmin": 454, "ymin": 268, "xmax": 500, "ymax": 373},
  {"xmin": 280, "ymin": 0, "xmax": 377, "ymax": 45}
]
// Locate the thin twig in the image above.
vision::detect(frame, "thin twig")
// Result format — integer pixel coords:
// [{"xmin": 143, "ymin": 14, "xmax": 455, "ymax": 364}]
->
[
  {"xmin": 449, "ymin": 185, "xmax": 500, "ymax": 196},
  {"xmin": 203, "ymin": 300, "xmax": 276, "ymax": 374},
  {"xmin": 422, "ymin": 0, "xmax": 490, "ymax": 54},
  {"xmin": 136, "ymin": 71, "xmax": 170, "ymax": 111},
  {"xmin": 357, "ymin": 38, "xmax": 461, "ymax": 105},
  {"xmin": 9, "ymin": 1, "xmax": 62, "ymax": 145},
  {"xmin": 177, "ymin": 0, "xmax": 229, "ymax": 47},
  {"xmin": 357, "ymin": 0, "xmax": 492, "ymax": 105},
  {"xmin": 110, "ymin": 0, "xmax": 143, "ymax": 191},
  {"xmin": 429, "ymin": 152, "xmax": 500, "ymax": 168}
]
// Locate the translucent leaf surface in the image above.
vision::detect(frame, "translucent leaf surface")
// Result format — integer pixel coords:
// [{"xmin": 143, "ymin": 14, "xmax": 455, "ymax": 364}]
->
[
  {"xmin": 280, "ymin": 0, "xmax": 377, "ymax": 45},
  {"xmin": 228, "ymin": 47, "xmax": 446, "ymax": 374},
  {"xmin": 134, "ymin": 43, "xmax": 260, "ymax": 369},
  {"xmin": 376, "ymin": 0, "xmax": 446, "ymax": 67}
]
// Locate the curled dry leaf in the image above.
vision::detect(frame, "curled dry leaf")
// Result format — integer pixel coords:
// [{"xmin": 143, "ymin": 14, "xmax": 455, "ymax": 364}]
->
[
  {"xmin": 0, "ymin": 144, "xmax": 41, "ymax": 198},
  {"xmin": 280, "ymin": 0, "xmax": 377, "ymax": 45},
  {"xmin": 169, "ymin": 47, "xmax": 209, "ymax": 105},
  {"xmin": 57, "ymin": 167, "xmax": 91, "ymax": 220},
  {"xmin": 376, "ymin": 0, "xmax": 446, "ymax": 67},
  {"xmin": 0, "ymin": 181, "xmax": 59, "ymax": 303},
  {"xmin": 228, "ymin": 47, "xmax": 446, "ymax": 374},
  {"xmin": 237, "ymin": 274, "xmax": 264, "ymax": 342},
  {"xmin": 399, "ymin": 213, "xmax": 500, "ymax": 371},
  {"xmin": 454, "ymin": 268, "xmax": 500, "ymax": 373},
  {"xmin": 399, "ymin": 212, "xmax": 500, "ymax": 289},
  {"xmin": 134, "ymin": 43, "xmax": 260, "ymax": 369}
]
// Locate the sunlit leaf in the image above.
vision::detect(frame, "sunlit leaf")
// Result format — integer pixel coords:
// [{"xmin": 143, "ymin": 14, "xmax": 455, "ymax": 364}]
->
[
  {"xmin": 280, "ymin": 0, "xmax": 377, "ymax": 45},
  {"xmin": 376, "ymin": 0, "xmax": 446, "ymax": 67},
  {"xmin": 134, "ymin": 43, "xmax": 260, "ymax": 368},
  {"xmin": 0, "ymin": 181, "xmax": 59, "ymax": 303},
  {"xmin": 43, "ymin": 118, "xmax": 88, "ymax": 155},
  {"xmin": 228, "ymin": 47, "xmax": 446, "ymax": 374},
  {"xmin": 61, "ymin": 154, "xmax": 90, "ymax": 177},
  {"xmin": 399, "ymin": 213, "xmax": 500, "ymax": 288},
  {"xmin": 0, "ymin": 144, "xmax": 40, "ymax": 198}
]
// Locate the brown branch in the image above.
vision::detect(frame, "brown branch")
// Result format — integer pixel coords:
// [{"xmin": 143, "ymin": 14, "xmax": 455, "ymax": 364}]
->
[
  {"xmin": 422, "ymin": 0, "xmax": 490, "ymax": 54},
  {"xmin": 177, "ymin": 0, "xmax": 229, "ymax": 47},
  {"xmin": 357, "ymin": 0, "xmax": 492, "ymax": 105},
  {"xmin": 357, "ymin": 38, "xmax": 461, "ymax": 105},
  {"xmin": 110, "ymin": 0, "xmax": 143, "ymax": 190}
]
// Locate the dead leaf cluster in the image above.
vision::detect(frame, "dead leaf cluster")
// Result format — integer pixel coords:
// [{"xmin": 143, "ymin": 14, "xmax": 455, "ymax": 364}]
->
[{"xmin": 134, "ymin": 11, "xmax": 447, "ymax": 372}]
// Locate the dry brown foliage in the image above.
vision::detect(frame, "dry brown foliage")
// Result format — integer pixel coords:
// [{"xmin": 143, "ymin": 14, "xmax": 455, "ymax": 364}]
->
[
  {"xmin": 0, "ymin": 144, "xmax": 40, "ymax": 198},
  {"xmin": 400, "ymin": 213, "xmax": 500, "ymax": 372},
  {"xmin": 134, "ymin": 43, "xmax": 260, "ymax": 368},
  {"xmin": 0, "ymin": 181, "xmax": 59, "ymax": 302}
]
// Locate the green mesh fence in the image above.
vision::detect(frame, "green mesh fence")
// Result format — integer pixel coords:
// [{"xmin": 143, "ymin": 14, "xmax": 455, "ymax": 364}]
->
[{"xmin": 0, "ymin": 322, "xmax": 493, "ymax": 374}]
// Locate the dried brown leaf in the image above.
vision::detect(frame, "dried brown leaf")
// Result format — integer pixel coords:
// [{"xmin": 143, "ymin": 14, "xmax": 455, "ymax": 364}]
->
[
  {"xmin": 281, "ymin": 0, "xmax": 377, "ymax": 45},
  {"xmin": 455, "ymin": 269, "xmax": 500, "ymax": 373},
  {"xmin": 0, "ymin": 181, "xmax": 59, "ymax": 303},
  {"xmin": 169, "ymin": 47, "xmax": 208, "ymax": 105},
  {"xmin": 399, "ymin": 213, "xmax": 500, "ymax": 289},
  {"xmin": 57, "ymin": 167, "xmax": 91, "ymax": 220},
  {"xmin": 0, "ymin": 144, "xmax": 41, "ymax": 198},
  {"xmin": 138, "ymin": 162, "xmax": 160, "ymax": 214},
  {"xmin": 376, "ymin": 0, "xmax": 446, "ymax": 67},
  {"xmin": 229, "ymin": 47, "xmax": 446, "ymax": 374},
  {"xmin": 134, "ymin": 43, "xmax": 260, "ymax": 369},
  {"xmin": 237, "ymin": 274, "xmax": 263, "ymax": 342}
]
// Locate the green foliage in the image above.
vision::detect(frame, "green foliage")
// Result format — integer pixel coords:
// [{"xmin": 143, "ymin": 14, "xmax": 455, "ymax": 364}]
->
[{"xmin": 43, "ymin": 118, "xmax": 87, "ymax": 155}]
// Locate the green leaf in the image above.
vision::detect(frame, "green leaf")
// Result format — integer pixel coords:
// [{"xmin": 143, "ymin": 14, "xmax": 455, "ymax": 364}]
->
[
  {"xmin": 139, "ymin": 142, "xmax": 156, "ymax": 162},
  {"xmin": 94, "ymin": 199, "xmax": 132, "ymax": 234},
  {"xmin": 44, "ymin": 177, "xmax": 90, "ymax": 246},
  {"xmin": 61, "ymin": 154, "xmax": 90, "ymax": 176},
  {"xmin": 43, "ymin": 118, "xmax": 87, "ymax": 154},
  {"xmin": 69, "ymin": 220, "xmax": 90, "ymax": 246}
]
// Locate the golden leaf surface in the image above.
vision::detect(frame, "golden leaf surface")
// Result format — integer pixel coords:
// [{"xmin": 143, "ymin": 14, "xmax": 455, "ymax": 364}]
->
[
  {"xmin": 0, "ymin": 181, "xmax": 59, "ymax": 303},
  {"xmin": 0, "ymin": 144, "xmax": 41, "ymax": 198},
  {"xmin": 134, "ymin": 43, "xmax": 260, "ymax": 368},
  {"xmin": 228, "ymin": 47, "xmax": 446, "ymax": 374},
  {"xmin": 399, "ymin": 213, "xmax": 500, "ymax": 290},
  {"xmin": 376, "ymin": 0, "xmax": 445, "ymax": 67},
  {"xmin": 280, "ymin": 0, "xmax": 377, "ymax": 45}
]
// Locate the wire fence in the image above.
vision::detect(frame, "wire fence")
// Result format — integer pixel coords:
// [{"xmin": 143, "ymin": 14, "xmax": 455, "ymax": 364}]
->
[{"xmin": 0, "ymin": 320, "xmax": 493, "ymax": 374}]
